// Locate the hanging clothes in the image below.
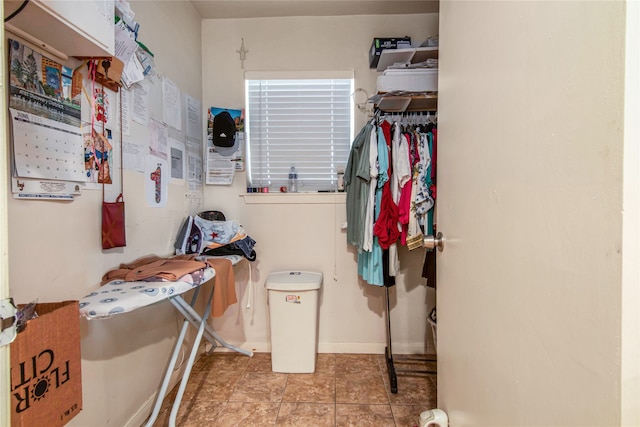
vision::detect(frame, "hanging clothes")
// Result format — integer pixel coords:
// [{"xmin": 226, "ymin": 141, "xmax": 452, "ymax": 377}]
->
[
  {"xmin": 399, "ymin": 130, "xmax": 418, "ymax": 245},
  {"xmin": 345, "ymin": 121, "xmax": 373, "ymax": 251},
  {"xmin": 358, "ymin": 123, "xmax": 390, "ymax": 286},
  {"xmin": 387, "ymin": 122, "xmax": 411, "ymax": 276},
  {"xmin": 427, "ymin": 126, "xmax": 438, "ymax": 235},
  {"xmin": 373, "ymin": 120, "xmax": 400, "ymax": 250},
  {"xmin": 422, "ymin": 249, "xmax": 437, "ymax": 288},
  {"xmin": 362, "ymin": 126, "xmax": 379, "ymax": 252},
  {"xmin": 421, "ymin": 122, "xmax": 438, "ymax": 285},
  {"xmin": 406, "ymin": 133, "xmax": 425, "ymax": 250},
  {"xmin": 414, "ymin": 131, "xmax": 434, "ymax": 227},
  {"xmin": 346, "ymin": 111, "xmax": 437, "ymax": 287}
]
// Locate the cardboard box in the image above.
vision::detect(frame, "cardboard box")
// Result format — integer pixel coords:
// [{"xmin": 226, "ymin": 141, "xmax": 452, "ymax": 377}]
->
[
  {"xmin": 369, "ymin": 37, "xmax": 411, "ymax": 68},
  {"xmin": 10, "ymin": 301, "xmax": 82, "ymax": 427}
]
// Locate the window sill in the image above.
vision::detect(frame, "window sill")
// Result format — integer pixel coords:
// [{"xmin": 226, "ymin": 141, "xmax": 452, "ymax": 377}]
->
[{"xmin": 241, "ymin": 192, "xmax": 346, "ymax": 205}]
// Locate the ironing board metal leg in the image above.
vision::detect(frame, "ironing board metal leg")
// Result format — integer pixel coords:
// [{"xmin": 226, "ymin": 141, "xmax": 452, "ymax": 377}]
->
[
  {"xmin": 144, "ymin": 316, "xmax": 191, "ymax": 427},
  {"xmin": 168, "ymin": 286, "xmax": 216, "ymax": 427},
  {"xmin": 144, "ymin": 288, "xmax": 202, "ymax": 426},
  {"xmin": 170, "ymin": 296, "xmax": 219, "ymax": 349},
  {"xmin": 205, "ymin": 326, "xmax": 253, "ymax": 357},
  {"xmin": 146, "ymin": 274, "xmax": 254, "ymax": 426},
  {"xmin": 171, "ymin": 295, "xmax": 253, "ymax": 357}
]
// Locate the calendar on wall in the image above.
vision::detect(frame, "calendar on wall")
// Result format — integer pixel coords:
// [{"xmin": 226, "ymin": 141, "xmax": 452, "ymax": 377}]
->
[
  {"xmin": 7, "ymin": 38, "xmax": 86, "ymax": 197},
  {"xmin": 10, "ymin": 109, "xmax": 85, "ymax": 182}
]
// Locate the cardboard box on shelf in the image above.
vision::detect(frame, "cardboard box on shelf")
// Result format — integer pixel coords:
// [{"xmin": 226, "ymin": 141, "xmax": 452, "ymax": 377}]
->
[
  {"xmin": 10, "ymin": 301, "xmax": 82, "ymax": 427},
  {"xmin": 369, "ymin": 37, "xmax": 411, "ymax": 68}
]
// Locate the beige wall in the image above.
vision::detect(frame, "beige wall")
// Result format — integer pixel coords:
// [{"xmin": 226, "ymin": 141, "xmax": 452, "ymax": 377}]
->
[
  {"xmin": 6, "ymin": 2, "xmax": 203, "ymax": 426},
  {"xmin": 201, "ymin": 13, "xmax": 439, "ymax": 355}
]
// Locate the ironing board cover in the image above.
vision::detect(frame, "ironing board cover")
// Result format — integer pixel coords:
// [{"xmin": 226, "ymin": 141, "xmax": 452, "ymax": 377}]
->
[
  {"xmin": 79, "ymin": 268, "xmax": 215, "ymax": 319},
  {"xmin": 79, "ymin": 255, "xmax": 243, "ymax": 319}
]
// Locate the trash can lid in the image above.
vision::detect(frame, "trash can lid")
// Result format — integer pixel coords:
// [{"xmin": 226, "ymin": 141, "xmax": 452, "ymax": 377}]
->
[{"xmin": 265, "ymin": 271, "xmax": 323, "ymax": 291}]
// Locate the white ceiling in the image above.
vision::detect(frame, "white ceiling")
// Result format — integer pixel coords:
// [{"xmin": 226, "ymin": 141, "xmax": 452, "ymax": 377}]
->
[{"xmin": 190, "ymin": 0, "xmax": 439, "ymax": 19}]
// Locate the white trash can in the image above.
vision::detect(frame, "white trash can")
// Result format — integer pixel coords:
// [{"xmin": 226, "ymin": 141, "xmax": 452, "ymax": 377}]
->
[{"xmin": 265, "ymin": 271, "xmax": 323, "ymax": 373}]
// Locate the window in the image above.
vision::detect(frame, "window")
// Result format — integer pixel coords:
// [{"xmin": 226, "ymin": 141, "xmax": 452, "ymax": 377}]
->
[{"xmin": 245, "ymin": 71, "xmax": 354, "ymax": 192}]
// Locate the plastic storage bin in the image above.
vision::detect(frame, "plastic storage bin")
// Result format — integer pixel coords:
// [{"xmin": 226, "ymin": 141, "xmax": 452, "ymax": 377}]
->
[
  {"xmin": 377, "ymin": 68, "xmax": 438, "ymax": 93},
  {"xmin": 265, "ymin": 271, "xmax": 323, "ymax": 373}
]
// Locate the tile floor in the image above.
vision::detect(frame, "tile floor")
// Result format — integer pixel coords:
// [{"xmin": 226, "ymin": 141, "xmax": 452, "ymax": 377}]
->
[{"xmin": 151, "ymin": 352, "xmax": 437, "ymax": 427}]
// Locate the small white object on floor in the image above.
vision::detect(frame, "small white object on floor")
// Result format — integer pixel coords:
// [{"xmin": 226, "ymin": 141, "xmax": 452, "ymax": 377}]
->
[{"xmin": 419, "ymin": 408, "xmax": 449, "ymax": 427}]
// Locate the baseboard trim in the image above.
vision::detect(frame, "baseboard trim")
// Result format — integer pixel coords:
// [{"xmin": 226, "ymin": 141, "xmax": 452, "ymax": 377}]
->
[{"xmin": 210, "ymin": 341, "xmax": 432, "ymax": 355}]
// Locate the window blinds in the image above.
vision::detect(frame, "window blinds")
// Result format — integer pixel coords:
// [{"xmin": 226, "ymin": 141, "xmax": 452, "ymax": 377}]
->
[{"xmin": 245, "ymin": 75, "xmax": 353, "ymax": 191}]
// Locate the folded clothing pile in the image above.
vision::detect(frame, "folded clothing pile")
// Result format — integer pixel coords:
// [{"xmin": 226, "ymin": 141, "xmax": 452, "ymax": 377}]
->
[
  {"xmin": 174, "ymin": 210, "xmax": 257, "ymax": 261},
  {"xmin": 100, "ymin": 254, "xmax": 210, "ymax": 285}
]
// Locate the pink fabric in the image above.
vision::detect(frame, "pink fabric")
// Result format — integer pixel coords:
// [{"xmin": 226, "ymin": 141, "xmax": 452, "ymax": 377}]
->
[
  {"xmin": 398, "ymin": 139, "xmax": 413, "ymax": 245},
  {"xmin": 398, "ymin": 187, "xmax": 412, "ymax": 246}
]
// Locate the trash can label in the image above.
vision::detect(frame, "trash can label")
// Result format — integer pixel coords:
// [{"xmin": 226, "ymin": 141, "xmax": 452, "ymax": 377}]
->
[{"xmin": 285, "ymin": 295, "xmax": 301, "ymax": 304}]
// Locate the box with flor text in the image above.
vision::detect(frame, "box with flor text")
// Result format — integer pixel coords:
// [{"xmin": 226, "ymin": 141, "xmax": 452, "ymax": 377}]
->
[{"xmin": 10, "ymin": 301, "xmax": 82, "ymax": 427}]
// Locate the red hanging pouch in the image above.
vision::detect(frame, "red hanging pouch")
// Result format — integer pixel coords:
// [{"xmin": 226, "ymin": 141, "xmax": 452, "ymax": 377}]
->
[{"xmin": 102, "ymin": 193, "xmax": 126, "ymax": 249}]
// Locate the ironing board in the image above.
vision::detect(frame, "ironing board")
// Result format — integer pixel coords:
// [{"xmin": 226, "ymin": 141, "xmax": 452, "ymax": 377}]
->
[{"xmin": 79, "ymin": 255, "xmax": 253, "ymax": 427}]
